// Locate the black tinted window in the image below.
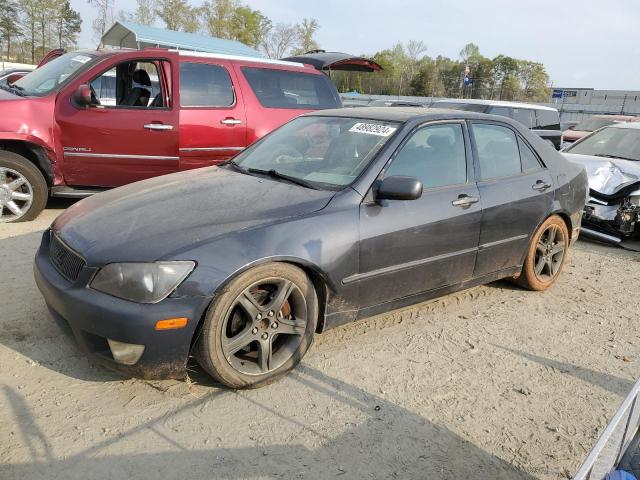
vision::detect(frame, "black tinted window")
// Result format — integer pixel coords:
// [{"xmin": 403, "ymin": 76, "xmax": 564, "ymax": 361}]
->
[
  {"xmin": 241, "ymin": 67, "xmax": 340, "ymax": 109},
  {"xmin": 385, "ymin": 124, "xmax": 466, "ymax": 188},
  {"xmin": 180, "ymin": 62, "xmax": 234, "ymax": 107},
  {"xmin": 535, "ymin": 109, "xmax": 560, "ymax": 130},
  {"xmin": 519, "ymin": 138, "xmax": 542, "ymax": 172},
  {"xmin": 434, "ymin": 102, "xmax": 487, "ymax": 113},
  {"xmin": 511, "ymin": 108, "xmax": 535, "ymax": 128},
  {"xmin": 472, "ymin": 124, "xmax": 521, "ymax": 180},
  {"xmin": 488, "ymin": 106, "xmax": 510, "ymax": 118}
]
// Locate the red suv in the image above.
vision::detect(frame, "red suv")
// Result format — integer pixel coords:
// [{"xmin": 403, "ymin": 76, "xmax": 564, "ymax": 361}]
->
[{"xmin": 0, "ymin": 49, "xmax": 342, "ymax": 222}]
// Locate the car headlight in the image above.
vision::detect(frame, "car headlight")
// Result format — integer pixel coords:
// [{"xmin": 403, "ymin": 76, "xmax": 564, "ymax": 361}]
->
[{"xmin": 90, "ymin": 261, "xmax": 195, "ymax": 303}]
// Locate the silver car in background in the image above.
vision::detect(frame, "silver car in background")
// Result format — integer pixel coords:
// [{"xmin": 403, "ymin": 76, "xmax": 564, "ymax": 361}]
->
[{"xmin": 562, "ymin": 122, "xmax": 640, "ymax": 245}]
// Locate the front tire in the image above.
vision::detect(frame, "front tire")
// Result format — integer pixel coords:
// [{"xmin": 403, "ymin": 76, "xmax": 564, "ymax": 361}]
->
[
  {"xmin": 517, "ymin": 215, "xmax": 569, "ymax": 291},
  {"xmin": 195, "ymin": 263, "xmax": 318, "ymax": 389},
  {"xmin": 0, "ymin": 151, "xmax": 48, "ymax": 223}
]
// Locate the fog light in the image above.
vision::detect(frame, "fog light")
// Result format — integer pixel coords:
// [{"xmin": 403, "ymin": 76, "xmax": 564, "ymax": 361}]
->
[{"xmin": 107, "ymin": 339, "xmax": 145, "ymax": 365}]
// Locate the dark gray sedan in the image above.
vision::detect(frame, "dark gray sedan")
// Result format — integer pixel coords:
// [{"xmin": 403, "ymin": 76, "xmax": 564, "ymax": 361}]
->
[{"xmin": 34, "ymin": 108, "xmax": 587, "ymax": 388}]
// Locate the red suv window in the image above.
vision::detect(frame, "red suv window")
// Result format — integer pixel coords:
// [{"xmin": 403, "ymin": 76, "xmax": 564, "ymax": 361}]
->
[{"xmin": 241, "ymin": 67, "xmax": 341, "ymax": 110}]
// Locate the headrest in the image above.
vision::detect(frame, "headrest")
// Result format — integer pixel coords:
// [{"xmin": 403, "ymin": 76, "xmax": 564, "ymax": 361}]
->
[{"xmin": 132, "ymin": 69, "xmax": 151, "ymax": 87}]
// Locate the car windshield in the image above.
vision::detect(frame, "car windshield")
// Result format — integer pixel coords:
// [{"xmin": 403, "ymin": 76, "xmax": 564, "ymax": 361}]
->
[
  {"xmin": 13, "ymin": 52, "xmax": 96, "ymax": 97},
  {"xmin": 566, "ymin": 126, "xmax": 640, "ymax": 161},
  {"xmin": 572, "ymin": 118, "xmax": 616, "ymax": 132},
  {"xmin": 233, "ymin": 116, "xmax": 400, "ymax": 189}
]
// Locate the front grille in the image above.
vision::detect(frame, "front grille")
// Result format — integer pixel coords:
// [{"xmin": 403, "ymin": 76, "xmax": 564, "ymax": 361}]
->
[{"xmin": 49, "ymin": 234, "xmax": 86, "ymax": 282}]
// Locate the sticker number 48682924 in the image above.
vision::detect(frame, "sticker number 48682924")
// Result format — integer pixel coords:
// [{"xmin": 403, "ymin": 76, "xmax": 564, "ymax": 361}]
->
[{"xmin": 349, "ymin": 123, "xmax": 397, "ymax": 137}]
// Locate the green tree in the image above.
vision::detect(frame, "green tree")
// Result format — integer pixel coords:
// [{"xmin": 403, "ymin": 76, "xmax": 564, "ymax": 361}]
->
[
  {"xmin": 293, "ymin": 18, "xmax": 319, "ymax": 55},
  {"xmin": 88, "ymin": 0, "xmax": 115, "ymax": 43},
  {"xmin": 55, "ymin": 0, "xmax": 82, "ymax": 49},
  {"xmin": 201, "ymin": 0, "xmax": 269, "ymax": 48},
  {"xmin": 121, "ymin": 0, "xmax": 157, "ymax": 26},
  {"xmin": 155, "ymin": 0, "xmax": 197, "ymax": 32},
  {"xmin": 0, "ymin": 0, "xmax": 22, "ymax": 60},
  {"xmin": 19, "ymin": 0, "xmax": 39, "ymax": 62},
  {"xmin": 229, "ymin": 6, "xmax": 270, "ymax": 48},
  {"xmin": 260, "ymin": 22, "xmax": 297, "ymax": 59},
  {"xmin": 518, "ymin": 60, "xmax": 550, "ymax": 101}
]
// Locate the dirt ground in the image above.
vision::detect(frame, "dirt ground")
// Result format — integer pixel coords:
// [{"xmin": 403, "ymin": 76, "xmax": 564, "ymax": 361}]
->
[{"xmin": 1, "ymin": 199, "xmax": 639, "ymax": 480}]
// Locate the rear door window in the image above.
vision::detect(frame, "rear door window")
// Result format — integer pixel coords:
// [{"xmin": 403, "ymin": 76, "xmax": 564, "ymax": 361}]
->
[
  {"xmin": 471, "ymin": 123, "xmax": 522, "ymax": 180},
  {"xmin": 535, "ymin": 109, "xmax": 560, "ymax": 130},
  {"xmin": 241, "ymin": 67, "xmax": 341, "ymax": 109},
  {"xmin": 518, "ymin": 138, "xmax": 543, "ymax": 172},
  {"xmin": 180, "ymin": 62, "xmax": 234, "ymax": 107}
]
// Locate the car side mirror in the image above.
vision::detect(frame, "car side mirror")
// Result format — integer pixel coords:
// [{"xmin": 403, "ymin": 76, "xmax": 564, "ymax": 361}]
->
[
  {"xmin": 74, "ymin": 84, "xmax": 92, "ymax": 107},
  {"xmin": 376, "ymin": 176, "xmax": 423, "ymax": 202}
]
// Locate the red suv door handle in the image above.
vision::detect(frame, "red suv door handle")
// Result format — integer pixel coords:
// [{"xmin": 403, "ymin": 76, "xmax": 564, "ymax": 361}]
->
[
  {"xmin": 220, "ymin": 118, "xmax": 243, "ymax": 125},
  {"xmin": 144, "ymin": 123, "xmax": 173, "ymax": 131}
]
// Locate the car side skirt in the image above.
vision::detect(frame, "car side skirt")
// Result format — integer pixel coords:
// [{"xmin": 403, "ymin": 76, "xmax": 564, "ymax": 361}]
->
[{"xmin": 321, "ymin": 266, "xmax": 521, "ymax": 331}]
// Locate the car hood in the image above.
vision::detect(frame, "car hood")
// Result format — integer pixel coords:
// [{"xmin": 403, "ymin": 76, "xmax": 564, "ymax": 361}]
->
[
  {"xmin": 53, "ymin": 167, "xmax": 336, "ymax": 263},
  {"xmin": 0, "ymin": 88, "xmax": 27, "ymax": 101},
  {"xmin": 562, "ymin": 152, "xmax": 640, "ymax": 195}
]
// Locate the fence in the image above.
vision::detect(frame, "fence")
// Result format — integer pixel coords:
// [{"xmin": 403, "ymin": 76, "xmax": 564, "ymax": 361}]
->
[{"xmin": 340, "ymin": 93, "xmax": 640, "ymax": 123}]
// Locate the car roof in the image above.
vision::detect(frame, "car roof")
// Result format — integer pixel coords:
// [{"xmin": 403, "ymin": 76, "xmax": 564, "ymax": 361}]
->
[
  {"xmin": 93, "ymin": 48, "xmax": 312, "ymax": 71},
  {"xmin": 432, "ymin": 98, "xmax": 557, "ymax": 112},
  {"xmin": 176, "ymin": 50, "xmax": 310, "ymax": 70},
  {"xmin": 307, "ymin": 106, "xmax": 512, "ymax": 124}
]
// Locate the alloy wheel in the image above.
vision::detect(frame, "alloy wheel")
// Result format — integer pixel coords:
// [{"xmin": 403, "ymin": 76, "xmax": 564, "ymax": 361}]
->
[
  {"xmin": 0, "ymin": 167, "xmax": 34, "ymax": 222},
  {"xmin": 534, "ymin": 224, "xmax": 565, "ymax": 281},
  {"xmin": 221, "ymin": 278, "xmax": 308, "ymax": 375}
]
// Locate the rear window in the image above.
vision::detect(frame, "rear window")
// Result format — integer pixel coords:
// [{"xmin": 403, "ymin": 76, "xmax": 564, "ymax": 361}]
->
[
  {"xmin": 241, "ymin": 67, "xmax": 341, "ymax": 109},
  {"xmin": 535, "ymin": 109, "xmax": 560, "ymax": 130}
]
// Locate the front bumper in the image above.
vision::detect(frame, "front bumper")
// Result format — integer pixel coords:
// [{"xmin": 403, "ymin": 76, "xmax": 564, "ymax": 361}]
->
[{"xmin": 34, "ymin": 232, "xmax": 210, "ymax": 379}]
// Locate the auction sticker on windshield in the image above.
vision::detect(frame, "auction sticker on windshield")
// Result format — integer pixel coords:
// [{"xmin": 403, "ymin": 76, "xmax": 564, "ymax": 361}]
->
[
  {"xmin": 349, "ymin": 123, "xmax": 397, "ymax": 137},
  {"xmin": 72, "ymin": 55, "xmax": 92, "ymax": 64}
]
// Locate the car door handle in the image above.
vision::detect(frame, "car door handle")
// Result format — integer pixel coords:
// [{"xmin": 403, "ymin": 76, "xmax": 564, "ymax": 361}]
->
[
  {"xmin": 532, "ymin": 180, "xmax": 551, "ymax": 191},
  {"xmin": 220, "ymin": 118, "xmax": 243, "ymax": 125},
  {"xmin": 144, "ymin": 123, "xmax": 173, "ymax": 131},
  {"xmin": 452, "ymin": 195, "xmax": 479, "ymax": 208}
]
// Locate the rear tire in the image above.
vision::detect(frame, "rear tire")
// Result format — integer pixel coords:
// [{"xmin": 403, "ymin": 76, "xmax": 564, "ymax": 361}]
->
[
  {"xmin": 517, "ymin": 215, "xmax": 569, "ymax": 291},
  {"xmin": 0, "ymin": 151, "xmax": 48, "ymax": 223},
  {"xmin": 195, "ymin": 263, "xmax": 318, "ymax": 389}
]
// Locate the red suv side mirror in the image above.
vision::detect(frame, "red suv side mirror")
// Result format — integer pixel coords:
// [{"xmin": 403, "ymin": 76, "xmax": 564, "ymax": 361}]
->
[{"xmin": 74, "ymin": 84, "xmax": 92, "ymax": 107}]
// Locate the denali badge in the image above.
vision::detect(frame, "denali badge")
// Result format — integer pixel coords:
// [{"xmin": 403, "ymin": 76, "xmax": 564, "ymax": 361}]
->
[{"xmin": 63, "ymin": 147, "xmax": 92, "ymax": 152}]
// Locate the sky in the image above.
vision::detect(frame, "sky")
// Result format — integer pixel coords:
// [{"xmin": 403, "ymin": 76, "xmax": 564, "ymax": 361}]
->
[{"xmin": 71, "ymin": 0, "xmax": 639, "ymax": 90}]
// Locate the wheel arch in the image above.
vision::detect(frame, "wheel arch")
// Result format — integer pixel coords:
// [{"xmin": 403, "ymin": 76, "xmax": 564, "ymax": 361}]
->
[
  {"xmin": 517, "ymin": 210, "xmax": 573, "ymax": 269},
  {"xmin": 0, "ymin": 140, "xmax": 54, "ymax": 187},
  {"xmin": 189, "ymin": 256, "xmax": 334, "ymax": 350}
]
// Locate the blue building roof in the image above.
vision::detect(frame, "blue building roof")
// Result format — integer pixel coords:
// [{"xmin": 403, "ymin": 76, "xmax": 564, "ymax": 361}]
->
[{"xmin": 101, "ymin": 21, "xmax": 263, "ymax": 58}]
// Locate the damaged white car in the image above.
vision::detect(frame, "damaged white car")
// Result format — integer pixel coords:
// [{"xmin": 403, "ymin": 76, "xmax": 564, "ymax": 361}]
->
[{"xmin": 563, "ymin": 122, "xmax": 640, "ymax": 245}]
